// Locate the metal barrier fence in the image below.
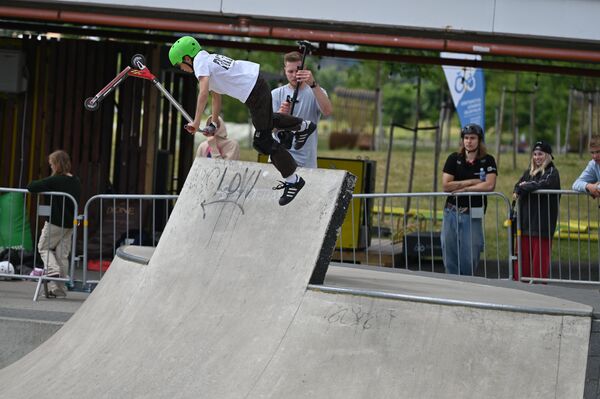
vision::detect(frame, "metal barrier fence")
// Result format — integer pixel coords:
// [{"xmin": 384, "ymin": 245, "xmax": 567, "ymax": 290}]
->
[
  {"xmin": 81, "ymin": 194, "xmax": 178, "ymax": 287},
  {"xmin": 515, "ymin": 189, "xmax": 600, "ymax": 285},
  {"xmin": 333, "ymin": 192, "xmax": 515, "ymax": 279},
  {"xmin": 0, "ymin": 188, "xmax": 79, "ymax": 300},
  {"xmin": 2, "ymin": 187, "xmax": 599, "ymax": 299}
]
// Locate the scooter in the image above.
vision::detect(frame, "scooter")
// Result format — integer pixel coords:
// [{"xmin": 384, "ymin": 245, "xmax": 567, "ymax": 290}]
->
[{"xmin": 84, "ymin": 54, "xmax": 214, "ymax": 135}]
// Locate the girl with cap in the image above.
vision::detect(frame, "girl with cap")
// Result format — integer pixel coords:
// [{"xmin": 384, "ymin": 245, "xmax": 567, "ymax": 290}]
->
[{"xmin": 512, "ymin": 141, "xmax": 560, "ymax": 281}]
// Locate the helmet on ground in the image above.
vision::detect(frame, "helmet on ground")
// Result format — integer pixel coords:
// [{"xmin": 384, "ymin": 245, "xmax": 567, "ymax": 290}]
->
[
  {"xmin": 169, "ymin": 36, "xmax": 202, "ymax": 66},
  {"xmin": 0, "ymin": 261, "xmax": 15, "ymax": 277},
  {"xmin": 460, "ymin": 123, "xmax": 484, "ymax": 139}
]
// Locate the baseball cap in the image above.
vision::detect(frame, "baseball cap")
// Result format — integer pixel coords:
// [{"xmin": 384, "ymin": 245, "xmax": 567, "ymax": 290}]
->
[{"xmin": 532, "ymin": 141, "xmax": 554, "ymax": 159}]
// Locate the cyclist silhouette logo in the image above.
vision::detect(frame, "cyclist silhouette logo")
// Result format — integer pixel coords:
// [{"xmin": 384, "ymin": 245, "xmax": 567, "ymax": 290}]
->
[{"xmin": 454, "ymin": 68, "xmax": 477, "ymax": 94}]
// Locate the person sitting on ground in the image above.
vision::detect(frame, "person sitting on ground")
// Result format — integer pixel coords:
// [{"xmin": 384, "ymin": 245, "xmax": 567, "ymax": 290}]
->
[
  {"xmin": 572, "ymin": 134, "xmax": 600, "ymax": 198},
  {"xmin": 196, "ymin": 115, "xmax": 240, "ymax": 160},
  {"xmin": 27, "ymin": 150, "xmax": 81, "ymax": 298},
  {"xmin": 512, "ymin": 141, "xmax": 560, "ymax": 281}
]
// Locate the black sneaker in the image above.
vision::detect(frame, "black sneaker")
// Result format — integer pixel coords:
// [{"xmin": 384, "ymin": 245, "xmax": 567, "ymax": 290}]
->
[
  {"xmin": 273, "ymin": 177, "xmax": 306, "ymax": 206},
  {"xmin": 277, "ymin": 130, "xmax": 294, "ymax": 150},
  {"xmin": 293, "ymin": 122, "xmax": 316, "ymax": 150}
]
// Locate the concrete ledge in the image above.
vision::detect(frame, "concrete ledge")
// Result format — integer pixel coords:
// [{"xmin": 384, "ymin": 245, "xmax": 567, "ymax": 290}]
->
[{"xmin": 320, "ymin": 263, "xmax": 594, "ymax": 317}]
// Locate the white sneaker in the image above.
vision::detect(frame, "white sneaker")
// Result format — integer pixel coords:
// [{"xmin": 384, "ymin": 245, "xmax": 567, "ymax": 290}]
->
[{"xmin": 29, "ymin": 268, "xmax": 43, "ymax": 277}]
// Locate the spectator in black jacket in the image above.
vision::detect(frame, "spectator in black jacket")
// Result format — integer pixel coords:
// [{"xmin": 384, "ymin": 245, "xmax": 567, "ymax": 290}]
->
[
  {"xmin": 27, "ymin": 150, "xmax": 81, "ymax": 298},
  {"xmin": 512, "ymin": 141, "xmax": 560, "ymax": 281}
]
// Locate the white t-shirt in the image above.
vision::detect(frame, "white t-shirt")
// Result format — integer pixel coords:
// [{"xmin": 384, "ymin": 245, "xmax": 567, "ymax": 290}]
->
[
  {"xmin": 193, "ymin": 51, "xmax": 259, "ymax": 103},
  {"xmin": 271, "ymin": 84, "xmax": 326, "ymax": 168}
]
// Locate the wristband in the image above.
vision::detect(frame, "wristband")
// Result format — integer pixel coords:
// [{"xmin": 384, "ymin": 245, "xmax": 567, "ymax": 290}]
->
[{"xmin": 310, "ymin": 80, "xmax": 317, "ymax": 88}]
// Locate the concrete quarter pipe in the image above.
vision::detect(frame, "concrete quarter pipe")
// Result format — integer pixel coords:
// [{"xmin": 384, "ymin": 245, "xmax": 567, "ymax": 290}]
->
[{"xmin": 0, "ymin": 158, "xmax": 592, "ymax": 398}]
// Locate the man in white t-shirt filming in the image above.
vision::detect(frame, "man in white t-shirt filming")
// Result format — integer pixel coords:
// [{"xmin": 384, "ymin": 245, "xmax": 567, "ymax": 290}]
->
[
  {"xmin": 272, "ymin": 51, "xmax": 332, "ymax": 169},
  {"xmin": 169, "ymin": 36, "xmax": 316, "ymax": 206}
]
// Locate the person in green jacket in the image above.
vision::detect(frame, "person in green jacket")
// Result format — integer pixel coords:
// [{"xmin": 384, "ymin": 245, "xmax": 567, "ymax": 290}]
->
[{"xmin": 27, "ymin": 150, "xmax": 81, "ymax": 298}]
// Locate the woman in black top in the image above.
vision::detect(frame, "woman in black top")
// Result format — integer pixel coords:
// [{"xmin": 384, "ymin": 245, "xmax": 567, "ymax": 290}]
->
[
  {"xmin": 512, "ymin": 141, "xmax": 560, "ymax": 281},
  {"xmin": 27, "ymin": 150, "xmax": 81, "ymax": 298}
]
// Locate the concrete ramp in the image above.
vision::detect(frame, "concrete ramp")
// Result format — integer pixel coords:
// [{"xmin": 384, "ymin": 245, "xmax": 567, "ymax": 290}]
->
[
  {"xmin": 0, "ymin": 158, "xmax": 355, "ymax": 398},
  {"xmin": 0, "ymin": 158, "xmax": 592, "ymax": 398}
]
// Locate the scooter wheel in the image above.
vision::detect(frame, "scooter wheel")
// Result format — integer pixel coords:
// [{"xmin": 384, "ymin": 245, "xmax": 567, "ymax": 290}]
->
[
  {"xmin": 84, "ymin": 97, "xmax": 99, "ymax": 111},
  {"xmin": 131, "ymin": 54, "xmax": 146, "ymax": 69}
]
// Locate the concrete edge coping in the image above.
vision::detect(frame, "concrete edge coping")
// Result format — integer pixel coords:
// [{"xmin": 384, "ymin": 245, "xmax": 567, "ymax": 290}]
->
[
  {"xmin": 0, "ymin": 315, "xmax": 64, "ymax": 326},
  {"xmin": 115, "ymin": 245, "xmax": 153, "ymax": 265},
  {"xmin": 113, "ymin": 245, "xmax": 592, "ymax": 318},
  {"xmin": 308, "ymin": 285, "xmax": 593, "ymax": 317}
]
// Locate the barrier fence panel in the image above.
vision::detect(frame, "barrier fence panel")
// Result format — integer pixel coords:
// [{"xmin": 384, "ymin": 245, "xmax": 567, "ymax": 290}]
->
[
  {"xmin": 82, "ymin": 194, "xmax": 178, "ymax": 287},
  {"xmin": 3, "ymin": 187, "xmax": 598, "ymax": 293},
  {"xmin": 333, "ymin": 192, "xmax": 514, "ymax": 279},
  {"xmin": 0, "ymin": 189, "xmax": 32, "ymax": 273},
  {"xmin": 0, "ymin": 188, "xmax": 79, "ymax": 300},
  {"xmin": 516, "ymin": 190, "xmax": 600, "ymax": 285}
]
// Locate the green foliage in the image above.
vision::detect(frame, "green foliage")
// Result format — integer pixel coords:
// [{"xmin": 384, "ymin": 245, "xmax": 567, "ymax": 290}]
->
[
  {"xmin": 316, "ymin": 64, "xmax": 349, "ymax": 93},
  {"xmin": 382, "ymin": 84, "xmax": 416, "ymax": 125},
  {"xmin": 483, "ymin": 70, "xmax": 597, "ymax": 143}
]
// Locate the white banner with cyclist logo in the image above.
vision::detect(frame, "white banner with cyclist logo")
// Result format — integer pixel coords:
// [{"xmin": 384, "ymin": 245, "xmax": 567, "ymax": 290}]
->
[{"xmin": 441, "ymin": 52, "xmax": 486, "ymax": 133}]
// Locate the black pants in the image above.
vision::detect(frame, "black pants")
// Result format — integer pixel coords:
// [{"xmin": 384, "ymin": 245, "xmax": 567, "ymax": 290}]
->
[{"xmin": 245, "ymin": 75, "xmax": 301, "ymax": 178}]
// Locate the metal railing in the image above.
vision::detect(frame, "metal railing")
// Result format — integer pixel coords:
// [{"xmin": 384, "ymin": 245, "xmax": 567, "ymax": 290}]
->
[
  {"xmin": 81, "ymin": 194, "xmax": 178, "ymax": 287},
  {"xmin": 2, "ymin": 186, "xmax": 599, "ymax": 301},
  {"xmin": 515, "ymin": 189, "xmax": 600, "ymax": 284},
  {"xmin": 334, "ymin": 191, "xmax": 514, "ymax": 279},
  {"xmin": 0, "ymin": 188, "xmax": 79, "ymax": 300}
]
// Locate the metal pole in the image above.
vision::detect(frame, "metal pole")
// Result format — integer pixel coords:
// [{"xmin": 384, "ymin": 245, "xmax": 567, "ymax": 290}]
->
[
  {"xmin": 588, "ymin": 92, "xmax": 593, "ymax": 146},
  {"xmin": 579, "ymin": 90, "xmax": 585, "ymax": 158},
  {"xmin": 374, "ymin": 62, "xmax": 383, "ymax": 150},
  {"xmin": 444, "ymin": 105, "xmax": 452, "ymax": 151},
  {"xmin": 381, "ymin": 124, "xmax": 395, "ymax": 214},
  {"xmin": 565, "ymin": 87, "xmax": 573, "ymax": 154},
  {"xmin": 529, "ymin": 89, "xmax": 536, "ymax": 145},
  {"xmin": 152, "ymin": 80, "xmax": 193, "ymax": 123},
  {"xmin": 405, "ymin": 75, "xmax": 421, "ymax": 215},
  {"xmin": 434, "ymin": 97, "xmax": 445, "ymax": 194},
  {"xmin": 382, "ymin": 124, "xmax": 395, "ymax": 195},
  {"xmin": 433, "ymin": 95, "xmax": 445, "ymax": 223},
  {"xmin": 556, "ymin": 119, "xmax": 561, "ymax": 154},
  {"xmin": 512, "ymin": 75, "xmax": 518, "ymax": 170},
  {"xmin": 496, "ymin": 86, "xmax": 506, "ymax": 166}
]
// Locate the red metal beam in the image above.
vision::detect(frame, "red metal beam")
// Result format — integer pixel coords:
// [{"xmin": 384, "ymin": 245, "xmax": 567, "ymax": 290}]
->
[{"xmin": 1, "ymin": 5, "xmax": 600, "ymax": 63}]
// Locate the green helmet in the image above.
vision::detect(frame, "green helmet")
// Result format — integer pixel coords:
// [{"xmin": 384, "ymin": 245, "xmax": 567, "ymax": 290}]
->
[{"xmin": 169, "ymin": 36, "xmax": 202, "ymax": 66}]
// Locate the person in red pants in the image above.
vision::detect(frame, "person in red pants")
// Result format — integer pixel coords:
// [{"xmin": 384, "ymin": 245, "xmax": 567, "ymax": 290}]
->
[{"xmin": 512, "ymin": 141, "xmax": 560, "ymax": 281}]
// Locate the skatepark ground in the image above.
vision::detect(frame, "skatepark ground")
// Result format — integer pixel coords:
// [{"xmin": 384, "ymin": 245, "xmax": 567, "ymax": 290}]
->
[{"xmin": 1, "ymin": 261, "xmax": 600, "ymax": 397}]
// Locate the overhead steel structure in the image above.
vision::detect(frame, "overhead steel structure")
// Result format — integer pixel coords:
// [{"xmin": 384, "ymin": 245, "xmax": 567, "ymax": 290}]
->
[{"xmin": 1, "ymin": 1, "xmax": 600, "ymax": 76}]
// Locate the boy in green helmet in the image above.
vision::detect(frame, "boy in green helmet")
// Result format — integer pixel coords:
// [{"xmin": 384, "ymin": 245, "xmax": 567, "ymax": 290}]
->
[{"xmin": 169, "ymin": 36, "xmax": 316, "ymax": 206}]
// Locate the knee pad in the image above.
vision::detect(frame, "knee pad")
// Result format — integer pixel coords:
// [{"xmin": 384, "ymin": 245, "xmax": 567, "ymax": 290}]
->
[{"xmin": 253, "ymin": 130, "xmax": 279, "ymax": 155}]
